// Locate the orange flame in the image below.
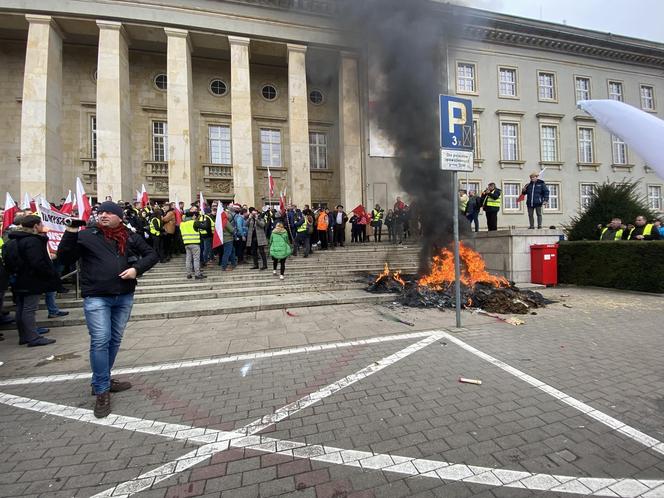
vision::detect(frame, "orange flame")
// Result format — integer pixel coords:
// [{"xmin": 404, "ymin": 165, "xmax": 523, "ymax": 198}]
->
[
  {"xmin": 375, "ymin": 262, "xmax": 406, "ymax": 287},
  {"xmin": 418, "ymin": 243, "xmax": 509, "ymax": 290}
]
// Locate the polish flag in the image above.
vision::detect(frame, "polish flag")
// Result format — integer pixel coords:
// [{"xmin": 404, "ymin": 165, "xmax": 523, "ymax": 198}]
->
[
  {"xmin": 21, "ymin": 192, "xmax": 32, "ymax": 211},
  {"xmin": 60, "ymin": 190, "xmax": 73, "ymax": 215},
  {"xmin": 199, "ymin": 191, "xmax": 206, "ymax": 212},
  {"xmin": 76, "ymin": 177, "xmax": 92, "ymax": 221},
  {"xmin": 140, "ymin": 184, "xmax": 150, "ymax": 208},
  {"xmin": 279, "ymin": 187, "xmax": 287, "ymax": 214},
  {"xmin": 267, "ymin": 166, "xmax": 275, "ymax": 198},
  {"xmin": 2, "ymin": 192, "xmax": 18, "ymax": 234},
  {"xmin": 212, "ymin": 205, "xmax": 227, "ymax": 249},
  {"xmin": 136, "ymin": 189, "xmax": 141, "ymax": 205}
]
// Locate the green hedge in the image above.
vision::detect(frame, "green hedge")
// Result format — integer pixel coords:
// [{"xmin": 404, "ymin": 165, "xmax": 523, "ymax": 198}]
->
[{"xmin": 558, "ymin": 241, "xmax": 664, "ymax": 293}]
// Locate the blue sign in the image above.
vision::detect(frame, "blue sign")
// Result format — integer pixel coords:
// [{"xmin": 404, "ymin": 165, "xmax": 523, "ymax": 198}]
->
[{"xmin": 440, "ymin": 95, "xmax": 473, "ymax": 151}]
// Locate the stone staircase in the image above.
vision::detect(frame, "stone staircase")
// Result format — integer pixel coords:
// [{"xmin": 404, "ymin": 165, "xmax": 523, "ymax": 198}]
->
[{"xmin": 5, "ymin": 242, "xmax": 422, "ymax": 328}]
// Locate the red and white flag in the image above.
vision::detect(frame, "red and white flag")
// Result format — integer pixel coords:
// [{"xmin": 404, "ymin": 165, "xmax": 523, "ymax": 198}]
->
[
  {"xmin": 2, "ymin": 192, "xmax": 18, "ymax": 234},
  {"xmin": 60, "ymin": 190, "xmax": 73, "ymax": 215},
  {"xmin": 136, "ymin": 189, "xmax": 141, "ymax": 205},
  {"xmin": 38, "ymin": 195, "xmax": 51, "ymax": 211},
  {"xmin": 140, "ymin": 184, "xmax": 150, "ymax": 208},
  {"xmin": 212, "ymin": 206, "xmax": 228, "ymax": 249},
  {"xmin": 76, "ymin": 177, "xmax": 92, "ymax": 221},
  {"xmin": 21, "ymin": 192, "xmax": 34, "ymax": 211},
  {"xmin": 279, "ymin": 186, "xmax": 287, "ymax": 214},
  {"xmin": 199, "ymin": 191, "xmax": 206, "ymax": 212},
  {"xmin": 267, "ymin": 166, "xmax": 275, "ymax": 197}
]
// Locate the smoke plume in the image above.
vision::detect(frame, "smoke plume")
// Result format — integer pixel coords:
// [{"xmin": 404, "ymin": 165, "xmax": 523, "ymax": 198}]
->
[{"xmin": 339, "ymin": 0, "xmax": 469, "ymax": 274}]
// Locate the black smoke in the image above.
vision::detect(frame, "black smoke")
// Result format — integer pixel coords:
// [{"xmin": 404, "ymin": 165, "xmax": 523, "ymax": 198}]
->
[{"xmin": 339, "ymin": 0, "xmax": 470, "ymax": 274}]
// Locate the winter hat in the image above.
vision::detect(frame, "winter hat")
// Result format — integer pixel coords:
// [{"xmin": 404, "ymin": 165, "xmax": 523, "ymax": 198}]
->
[{"xmin": 98, "ymin": 201, "xmax": 124, "ymax": 219}]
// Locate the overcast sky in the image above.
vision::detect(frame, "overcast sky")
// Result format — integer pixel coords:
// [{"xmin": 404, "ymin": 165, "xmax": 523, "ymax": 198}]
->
[{"xmin": 465, "ymin": 0, "xmax": 664, "ymax": 43}]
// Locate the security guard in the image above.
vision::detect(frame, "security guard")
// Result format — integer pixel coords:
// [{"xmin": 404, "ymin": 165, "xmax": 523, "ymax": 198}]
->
[
  {"xmin": 481, "ymin": 183, "xmax": 502, "ymax": 231},
  {"xmin": 371, "ymin": 204, "xmax": 384, "ymax": 242},
  {"xmin": 599, "ymin": 218, "xmax": 624, "ymax": 240},
  {"xmin": 625, "ymin": 215, "xmax": 661, "ymax": 240},
  {"xmin": 197, "ymin": 210, "xmax": 215, "ymax": 264},
  {"xmin": 294, "ymin": 211, "xmax": 311, "ymax": 257},
  {"xmin": 180, "ymin": 208, "xmax": 205, "ymax": 279}
]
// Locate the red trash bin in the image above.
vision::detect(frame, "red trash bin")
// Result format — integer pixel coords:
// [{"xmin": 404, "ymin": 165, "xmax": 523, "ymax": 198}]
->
[{"xmin": 530, "ymin": 244, "xmax": 558, "ymax": 285}]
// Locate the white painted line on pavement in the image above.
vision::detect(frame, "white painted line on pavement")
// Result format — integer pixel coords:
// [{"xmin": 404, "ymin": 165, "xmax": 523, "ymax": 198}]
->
[
  {"xmin": 438, "ymin": 331, "xmax": 664, "ymax": 458},
  {"xmin": 0, "ymin": 390, "xmax": 660, "ymax": 497},
  {"xmin": 89, "ymin": 332, "xmax": 445, "ymax": 497},
  {"xmin": 0, "ymin": 330, "xmax": 436, "ymax": 387}
]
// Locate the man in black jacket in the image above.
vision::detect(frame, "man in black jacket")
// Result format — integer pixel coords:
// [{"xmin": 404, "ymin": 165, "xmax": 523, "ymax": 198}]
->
[
  {"xmin": 58, "ymin": 201, "xmax": 158, "ymax": 418},
  {"xmin": 481, "ymin": 183, "xmax": 502, "ymax": 231}
]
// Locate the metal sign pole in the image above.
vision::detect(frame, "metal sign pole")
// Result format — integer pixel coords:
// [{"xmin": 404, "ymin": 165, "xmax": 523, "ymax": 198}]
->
[{"xmin": 452, "ymin": 170, "xmax": 462, "ymax": 328}]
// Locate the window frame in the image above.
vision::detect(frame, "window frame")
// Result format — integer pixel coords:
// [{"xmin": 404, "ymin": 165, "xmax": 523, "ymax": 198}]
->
[
  {"xmin": 207, "ymin": 124, "xmax": 232, "ymax": 165},
  {"xmin": 472, "ymin": 118, "xmax": 481, "ymax": 160},
  {"xmin": 259, "ymin": 127, "xmax": 282, "ymax": 168},
  {"xmin": 309, "ymin": 131, "xmax": 328, "ymax": 170},
  {"xmin": 499, "ymin": 121, "xmax": 521, "ymax": 162},
  {"xmin": 309, "ymin": 89, "xmax": 325, "ymax": 106},
  {"xmin": 539, "ymin": 123, "xmax": 560, "ymax": 163},
  {"xmin": 90, "ymin": 115, "xmax": 97, "ymax": 159},
  {"xmin": 151, "ymin": 120, "xmax": 168, "ymax": 162},
  {"xmin": 501, "ymin": 181, "xmax": 522, "ymax": 212},
  {"xmin": 209, "ymin": 78, "xmax": 229, "ymax": 97},
  {"xmin": 577, "ymin": 126, "xmax": 596, "ymax": 165},
  {"xmin": 611, "ymin": 134, "xmax": 628, "ymax": 165},
  {"xmin": 537, "ymin": 70, "xmax": 558, "ymax": 102},
  {"xmin": 153, "ymin": 73, "xmax": 167, "ymax": 92},
  {"xmin": 579, "ymin": 182, "xmax": 597, "ymax": 210},
  {"xmin": 458, "ymin": 180, "xmax": 482, "ymax": 197},
  {"xmin": 574, "ymin": 75, "xmax": 592, "ymax": 102},
  {"xmin": 497, "ymin": 66, "xmax": 518, "ymax": 99},
  {"xmin": 544, "ymin": 182, "xmax": 562, "ymax": 213},
  {"xmin": 607, "ymin": 80, "xmax": 624, "ymax": 102},
  {"xmin": 640, "ymin": 84, "xmax": 656, "ymax": 111},
  {"xmin": 261, "ymin": 84, "xmax": 279, "ymax": 102},
  {"xmin": 647, "ymin": 184, "xmax": 662, "ymax": 211},
  {"xmin": 455, "ymin": 61, "xmax": 478, "ymax": 95}
]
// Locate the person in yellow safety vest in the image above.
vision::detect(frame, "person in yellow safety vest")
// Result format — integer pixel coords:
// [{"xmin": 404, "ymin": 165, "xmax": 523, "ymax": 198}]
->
[
  {"xmin": 149, "ymin": 208, "xmax": 165, "ymax": 262},
  {"xmin": 197, "ymin": 211, "xmax": 215, "ymax": 265},
  {"xmin": 598, "ymin": 218, "xmax": 624, "ymax": 241},
  {"xmin": 180, "ymin": 207, "xmax": 206, "ymax": 280},
  {"xmin": 624, "ymin": 215, "xmax": 661, "ymax": 240},
  {"xmin": 293, "ymin": 210, "xmax": 312, "ymax": 258},
  {"xmin": 371, "ymin": 204, "xmax": 384, "ymax": 243},
  {"xmin": 480, "ymin": 183, "xmax": 502, "ymax": 231}
]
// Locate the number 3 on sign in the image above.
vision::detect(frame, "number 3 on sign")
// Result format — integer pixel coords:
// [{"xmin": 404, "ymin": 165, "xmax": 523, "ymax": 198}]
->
[{"xmin": 451, "ymin": 136, "xmax": 458, "ymax": 146}]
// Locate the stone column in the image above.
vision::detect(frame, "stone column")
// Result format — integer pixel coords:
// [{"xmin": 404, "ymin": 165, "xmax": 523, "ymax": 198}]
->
[
  {"xmin": 228, "ymin": 36, "xmax": 254, "ymax": 204},
  {"xmin": 287, "ymin": 44, "xmax": 311, "ymax": 208},
  {"xmin": 20, "ymin": 15, "xmax": 63, "ymax": 200},
  {"xmin": 96, "ymin": 21, "xmax": 132, "ymax": 201},
  {"xmin": 165, "ymin": 28, "xmax": 196, "ymax": 205},
  {"xmin": 339, "ymin": 52, "xmax": 363, "ymax": 214}
]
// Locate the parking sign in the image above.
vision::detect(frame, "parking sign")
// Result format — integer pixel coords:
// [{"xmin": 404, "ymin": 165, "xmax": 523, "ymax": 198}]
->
[{"xmin": 439, "ymin": 95, "xmax": 474, "ymax": 171}]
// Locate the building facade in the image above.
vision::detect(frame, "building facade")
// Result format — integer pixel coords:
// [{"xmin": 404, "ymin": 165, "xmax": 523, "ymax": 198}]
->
[{"xmin": 0, "ymin": 0, "xmax": 662, "ymax": 227}]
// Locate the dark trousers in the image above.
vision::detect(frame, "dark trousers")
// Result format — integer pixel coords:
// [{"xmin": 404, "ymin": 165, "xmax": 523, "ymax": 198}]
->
[
  {"xmin": 351, "ymin": 225, "xmax": 359, "ymax": 243},
  {"xmin": 251, "ymin": 240, "xmax": 267, "ymax": 268},
  {"xmin": 151, "ymin": 236, "xmax": 164, "ymax": 261},
  {"xmin": 174, "ymin": 227, "xmax": 185, "ymax": 254},
  {"xmin": 15, "ymin": 293, "xmax": 40, "ymax": 344},
  {"xmin": 372, "ymin": 222, "xmax": 382, "ymax": 242},
  {"xmin": 486, "ymin": 211, "xmax": 498, "ymax": 231},
  {"xmin": 317, "ymin": 230, "xmax": 328, "ymax": 249},
  {"xmin": 333, "ymin": 225, "xmax": 345, "ymax": 246},
  {"xmin": 272, "ymin": 257, "xmax": 286, "ymax": 275},
  {"xmin": 234, "ymin": 239, "xmax": 246, "ymax": 263},
  {"xmin": 527, "ymin": 206, "xmax": 543, "ymax": 228},
  {"xmin": 466, "ymin": 213, "xmax": 479, "ymax": 232},
  {"xmin": 294, "ymin": 233, "xmax": 310, "ymax": 257},
  {"xmin": 162, "ymin": 233, "xmax": 173, "ymax": 259}
]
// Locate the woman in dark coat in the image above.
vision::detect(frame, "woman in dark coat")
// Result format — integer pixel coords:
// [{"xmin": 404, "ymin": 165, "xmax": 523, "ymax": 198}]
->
[{"xmin": 6, "ymin": 215, "xmax": 60, "ymax": 346}]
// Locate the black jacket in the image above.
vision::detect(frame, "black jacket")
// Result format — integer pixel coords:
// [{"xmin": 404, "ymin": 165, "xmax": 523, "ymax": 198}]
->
[
  {"xmin": 623, "ymin": 224, "xmax": 661, "ymax": 240},
  {"xmin": 481, "ymin": 188, "xmax": 502, "ymax": 213},
  {"xmin": 57, "ymin": 227, "xmax": 158, "ymax": 297},
  {"xmin": 7, "ymin": 230, "xmax": 61, "ymax": 295}
]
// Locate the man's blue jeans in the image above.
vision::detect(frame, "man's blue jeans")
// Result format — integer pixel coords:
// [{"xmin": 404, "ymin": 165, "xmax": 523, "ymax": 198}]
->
[
  {"xmin": 219, "ymin": 241, "xmax": 237, "ymax": 269},
  {"xmin": 200, "ymin": 238, "xmax": 212, "ymax": 263},
  {"xmin": 45, "ymin": 291, "xmax": 60, "ymax": 315},
  {"xmin": 84, "ymin": 294, "xmax": 134, "ymax": 394}
]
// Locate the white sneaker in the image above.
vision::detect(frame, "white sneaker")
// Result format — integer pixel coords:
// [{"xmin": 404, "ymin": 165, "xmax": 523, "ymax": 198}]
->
[
  {"xmin": 273, "ymin": 270, "xmax": 277, "ymax": 275},
  {"xmin": 279, "ymin": 275, "xmax": 284, "ymax": 280}
]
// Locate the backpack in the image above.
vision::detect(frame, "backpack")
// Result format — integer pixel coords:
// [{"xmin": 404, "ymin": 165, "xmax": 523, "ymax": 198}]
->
[{"xmin": 1, "ymin": 238, "xmax": 24, "ymax": 276}]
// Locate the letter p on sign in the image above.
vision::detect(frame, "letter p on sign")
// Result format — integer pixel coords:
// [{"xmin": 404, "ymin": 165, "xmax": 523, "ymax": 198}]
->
[{"xmin": 448, "ymin": 101, "xmax": 467, "ymax": 134}]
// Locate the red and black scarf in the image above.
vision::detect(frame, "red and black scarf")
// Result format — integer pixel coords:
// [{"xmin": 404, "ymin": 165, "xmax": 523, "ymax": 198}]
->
[{"xmin": 98, "ymin": 225, "xmax": 129, "ymax": 255}]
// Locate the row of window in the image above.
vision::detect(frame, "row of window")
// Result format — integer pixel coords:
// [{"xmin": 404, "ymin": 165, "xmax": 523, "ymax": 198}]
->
[
  {"xmin": 148, "ymin": 73, "xmax": 325, "ymax": 105},
  {"xmin": 461, "ymin": 181, "xmax": 663, "ymax": 212},
  {"xmin": 472, "ymin": 118, "xmax": 630, "ymax": 166},
  {"xmin": 456, "ymin": 62, "xmax": 657, "ymax": 111},
  {"xmin": 90, "ymin": 117, "xmax": 328, "ymax": 170}
]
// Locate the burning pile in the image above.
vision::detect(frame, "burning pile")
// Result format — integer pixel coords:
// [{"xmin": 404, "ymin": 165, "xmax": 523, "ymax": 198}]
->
[{"xmin": 367, "ymin": 244, "xmax": 550, "ymax": 314}]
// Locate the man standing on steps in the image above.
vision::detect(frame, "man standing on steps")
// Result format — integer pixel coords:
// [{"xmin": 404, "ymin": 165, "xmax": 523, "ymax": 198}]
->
[
  {"xmin": 333, "ymin": 205, "xmax": 348, "ymax": 247},
  {"xmin": 481, "ymin": 182, "xmax": 502, "ymax": 231},
  {"xmin": 180, "ymin": 207, "xmax": 206, "ymax": 280},
  {"xmin": 58, "ymin": 201, "xmax": 158, "ymax": 418}
]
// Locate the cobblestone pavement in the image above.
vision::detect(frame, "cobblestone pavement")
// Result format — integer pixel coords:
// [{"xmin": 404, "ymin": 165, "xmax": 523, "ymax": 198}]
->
[{"xmin": 1, "ymin": 286, "xmax": 664, "ymax": 497}]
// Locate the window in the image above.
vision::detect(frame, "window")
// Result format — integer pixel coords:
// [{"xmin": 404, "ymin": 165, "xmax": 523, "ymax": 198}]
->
[
  {"xmin": 261, "ymin": 84, "xmax": 278, "ymax": 101},
  {"xmin": 538, "ymin": 72, "xmax": 556, "ymax": 101},
  {"xmin": 577, "ymin": 127, "xmax": 594, "ymax": 163},
  {"xmin": 208, "ymin": 125, "xmax": 231, "ymax": 164},
  {"xmin": 90, "ymin": 115, "xmax": 97, "ymax": 159},
  {"xmin": 503, "ymin": 182, "xmax": 521, "ymax": 211},
  {"xmin": 641, "ymin": 85, "xmax": 655, "ymax": 110},
  {"xmin": 575, "ymin": 76, "xmax": 591, "ymax": 101},
  {"xmin": 539, "ymin": 125, "xmax": 558, "ymax": 162},
  {"xmin": 309, "ymin": 132, "xmax": 328, "ymax": 169},
  {"xmin": 260, "ymin": 128, "xmax": 282, "ymax": 167},
  {"xmin": 152, "ymin": 121, "xmax": 168, "ymax": 161},
  {"xmin": 648, "ymin": 185, "xmax": 662, "ymax": 210},
  {"xmin": 498, "ymin": 67, "xmax": 517, "ymax": 97},
  {"xmin": 456, "ymin": 62, "xmax": 476, "ymax": 93},
  {"xmin": 209, "ymin": 79, "xmax": 228, "ymax": 96},
  {"xmin": 608, "ymin": 81, "xmax": 623, "ymax": 101},
  {"xmin": 580, "ymin": 183, "xmax": 596, "ymax": 209},
  {"xmin": 611, "ymin": 135, "xmax": 628, "ymax": 165},
  {"xmin": 472, "ymin": 119, "xmax": 481, "ymax": 159},
  {"xmin": 545, "ymin": 183, "xmax": 560, "ymax": 211},
  {"xmin": 154, "ymin": 73, "xmax": 167, "ymax": 91},
  {"xmin": 459, "ymin": 181, "xmax": 481, "ymax": 196},
  {"xmin": 309, "ymin": 89, "xmax": 324, "ymax": 105},
  {"xmin": 500, "ymin": 122, "xmax": 519, "ymax": 161}
]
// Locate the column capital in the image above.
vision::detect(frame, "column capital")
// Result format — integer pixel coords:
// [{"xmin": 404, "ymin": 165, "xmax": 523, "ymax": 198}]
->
[
  {"xmin": 164, "ymin": 27, "xmax": 192, "ymax": 52},
  {"xmin": 25, "ymin": 14, "xmax": 65, "ymax": 39},
  {"xmin": 286, "ymin": 43, "xmax": 307, "ymax": 54},
  {"xmin": 228, "ymin": 35, "xmax": 250, "ymax": 47},
  {"xmin": 340, "ymin": 50, "xmax": 360, "ymax": 60},
  {"xmin": 96, "ymin": 20, "xmax": 129, "ymax": 43}
]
